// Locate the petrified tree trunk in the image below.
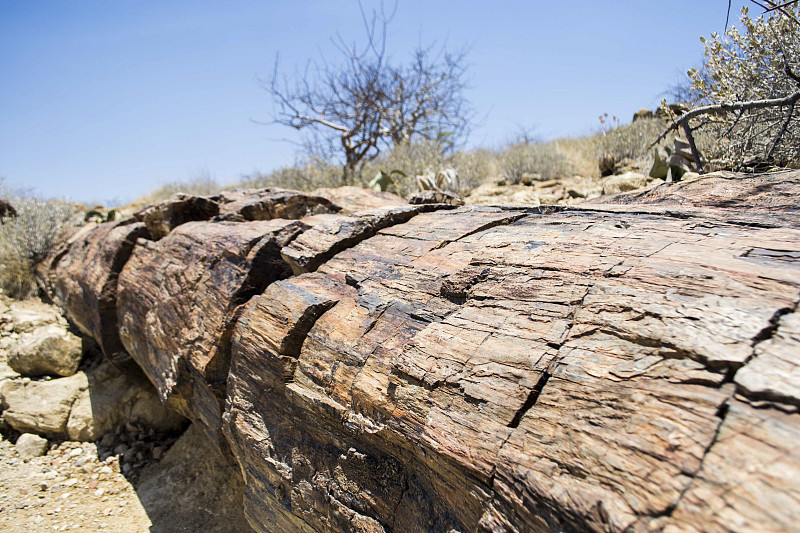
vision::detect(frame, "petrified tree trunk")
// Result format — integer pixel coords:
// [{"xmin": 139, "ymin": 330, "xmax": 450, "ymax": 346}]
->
[{"xmin": 45, "ymin": 176, "xmax": 800, "ymax": 533}]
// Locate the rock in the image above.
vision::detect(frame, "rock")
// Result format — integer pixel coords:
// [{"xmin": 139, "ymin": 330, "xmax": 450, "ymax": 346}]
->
[
  {"xmin": 648, "ymin": 146, "xmax": 670, "ymax": 179},
  {"xmin": 136, "ymin": 194, "xmax": 220, "ymax": 240},
  {"xmin": 117, "ymin": 219, "xmax": 307, "ymax": 444},
  {"xmin": 602, "ymin": 171, "xmax": 647, "ymax": 195},
  {"xmin": 33, "ymin": 178, "xmax": 800, "ymax": 533},
  {"xmin": 509, "ymin": 189, "xmax": 541, "ymax": 205},
  {"xmin": 734, "ymin": 311, "xmax": 800, "ymax": 406},
  {"xmin": 4, "ymin": 299, "xmax": 63, "ymax": 334},
  {"xmin": 0, "ymin": 198, "xmax": 17, "ymax": 219},
  {"xmin": 135, "ymin": 424, "xmax": 254, "ymax": 533},
  {"xmin": 15, "ymin": 433, "xmax": 48, "ymax": 460},
  {"xmin": 632, "ymin": 108, "xmax": 655, "ymax": 122},
  {"xmin": 216, "ymin": 188, "xmax": 339, "ymax": 221},
  {"xmin": 222, "ymin": 193, "xmax": 800, "ymax": 533},
  {"xmin": 312, "ymin": 186, "xmax": 407, "ymax": 213},
  {"xmin": 33, "ymin": 223, "xmax": 98, "ymax": 302},
  {"xmin": 1, "ymin": 347, "xmax": 182, "ymax": 441},
  {"xmin": 7, "ymin": 323, "xmax": 83, "ymax": 377},
  {"xmin": 664, "ymin": 401, "xmax": 800, "ymax": 533},
  {"xmin": 408, "ymin": 190, "xmax": 464, "ymax": 206},
  {"xmin": 519, "ymin": 173, "xmax": 537, "ymax": 185},
  {"xmin": 0, "ymin": 372, "xmax": 88, "ymax": 437},
  {"xmin": 65, "ymin": 360, "xmax": 185, "ymax": 442},
  {"xmin": 591, "ymin": 169, "xmax": 800, "ymax": 228},
  {"xmin": 52, "ymin": 219, "xmax": 149, "ymax": 369},
  {"xmin": 281, "ymin": 206, "xmax": 427, "ymax": 275}
]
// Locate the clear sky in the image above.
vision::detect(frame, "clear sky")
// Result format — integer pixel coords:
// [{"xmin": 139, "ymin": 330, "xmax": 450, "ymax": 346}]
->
[{"xmin": 0, "ymin": 0, "xmax": 749, "ymax": 204}]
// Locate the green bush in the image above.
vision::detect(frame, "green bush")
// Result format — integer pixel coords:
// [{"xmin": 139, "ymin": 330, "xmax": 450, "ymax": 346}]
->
[{"xmin": 0, "ymin": 179, "xmax": 82, "ymax": 299}]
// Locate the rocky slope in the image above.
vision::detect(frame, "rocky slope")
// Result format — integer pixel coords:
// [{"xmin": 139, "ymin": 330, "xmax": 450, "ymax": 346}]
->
[{"xmin": 4, "ymin": 177, "xmax": 799, "ymax": 533}]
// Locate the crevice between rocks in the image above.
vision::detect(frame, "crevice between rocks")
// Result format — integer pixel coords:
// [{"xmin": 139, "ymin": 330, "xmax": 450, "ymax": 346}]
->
[
  {"xmin": 647, "ymin": 398, "xmax": 732, "ymax": 525},
  {"xmin": 431, "ymin": 213, "xmax": 528, "ymax": 251},
  {"xmin": 507, "ymin": 371, "xmax": 551, "ymax": 429}
]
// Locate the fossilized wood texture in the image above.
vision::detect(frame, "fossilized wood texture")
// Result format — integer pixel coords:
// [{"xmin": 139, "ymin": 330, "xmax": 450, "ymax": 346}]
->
[
  {"xmin": 46, "ymin": 176, "xmax": 800, "ymax": 533},
  {"xmin": 281, "ymin": 205, "xmax": 444, "ymax": 275},
  {"xmin": 116, "ymin": 219, "xmax": 307, "ymax": 444},
  {"xmin": 215, "ymin": 188, "xmax": 340, "ymax": 221},
  {"xmin": 312, "ymin": 186, "xmax": 407, "ymax": 213},
  {"xmin": 592, "ymin": 169, "xmax": 800, "ymax": 227},
  {"xmin": 224, "ymin": 200, "xmax": 800, "ymax": 533},
  {"xmin": 52, "ymin": 220, "xmax": 149, "ymax": 368},
  {"xmin": 137, "ymin": 194, "xmax": 220, "ymax": 240}
]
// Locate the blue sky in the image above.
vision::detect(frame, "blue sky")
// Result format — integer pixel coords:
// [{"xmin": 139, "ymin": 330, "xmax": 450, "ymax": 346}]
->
[{"xmin": 1, "ymin": 0, "xmax": 749, "ymax": 204}]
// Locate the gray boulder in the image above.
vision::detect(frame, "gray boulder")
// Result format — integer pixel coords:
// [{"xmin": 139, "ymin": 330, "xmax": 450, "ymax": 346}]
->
[{"xmin": 8, "ymin": 323, "xmax": 83, "ymax": 377}]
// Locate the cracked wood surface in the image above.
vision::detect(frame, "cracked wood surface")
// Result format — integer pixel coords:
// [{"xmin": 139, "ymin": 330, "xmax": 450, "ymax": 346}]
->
[
  {"xmin": 225, "ymin": 197, "xmax": 800, "ymax": 532},
  {"xmin": 42, "ymin": 178, "xmax": 800, "ymax": 533}
]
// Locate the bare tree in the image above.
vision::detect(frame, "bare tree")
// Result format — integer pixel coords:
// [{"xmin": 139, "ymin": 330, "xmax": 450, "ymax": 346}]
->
[{"xmin": 267, "ymin": 2, "xmax": 472, "ymax": 184}]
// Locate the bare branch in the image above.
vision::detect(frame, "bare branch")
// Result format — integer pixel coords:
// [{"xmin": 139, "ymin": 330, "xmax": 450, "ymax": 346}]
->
[
  {"xmin": 766, "ymin": 100, "xmax": 796, "ymax": 159},
  {"xmin": 651, "ymin": 91, "xmax": 800, "ymax": 147}
]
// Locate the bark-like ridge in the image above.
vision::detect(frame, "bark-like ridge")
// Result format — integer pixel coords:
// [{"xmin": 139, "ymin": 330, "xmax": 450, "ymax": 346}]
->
[{"xmin": 44, "ymin": 179, "xmax": 800, "ymax": 533}]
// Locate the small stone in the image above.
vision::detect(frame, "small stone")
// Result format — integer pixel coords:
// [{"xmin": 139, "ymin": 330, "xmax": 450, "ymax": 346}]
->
[
  {"xmin": 152, "ymin": 447, "xmax": 163, "ymax": 460},
  {"xmin": 88, "ymin": 480, "xmax": 98, "ymax": 489},
  {"xmin": 93, "ymin": 488, "xmax": 104, "ymax": 497},
  {"xmin": 68, "ymin": 448, "xmax": 82, "ymax": 457},
  {"xmin": 99, "ymin": 432, "xmax": 115, "ymax": 447},
  {"xmin": 15, "ymin": 433, "xmax": 49, "ymax": 460},
  {"xmin": 113, "ymin": 444, "xmax": 128, "ymax": 455},
  {"xmin": 98, "ymin": 466, "xmax": 113, "ymax": 475},
  {"xmin": 122, "ymin": 463, "xmax": 131, "ymax": 473}
]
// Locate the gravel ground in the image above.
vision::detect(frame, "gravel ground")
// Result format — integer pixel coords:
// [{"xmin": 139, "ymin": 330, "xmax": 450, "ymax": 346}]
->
[{"xmin": 0, "ymin": 432, "xmax": 155, "ymax": 532}]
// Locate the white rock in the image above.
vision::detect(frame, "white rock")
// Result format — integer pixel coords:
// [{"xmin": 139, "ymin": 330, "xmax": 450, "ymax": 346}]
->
[
  {"xmin": 602, "ymin": 172, "xmax": 648, "ymax": 195},
  {"xmin": 15, "ymin": 433, "xmax": 49, "ymax": 460},
  {"xmin": 8, "ymin": 324, "xmax": 83, "ymax": 377}
]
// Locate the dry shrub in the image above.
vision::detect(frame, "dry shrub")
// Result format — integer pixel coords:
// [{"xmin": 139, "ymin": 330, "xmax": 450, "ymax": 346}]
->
[
  {"xmin": 499, "ymin": 142, "xmax": 572, "ymax": 184},
  {"xmin": 0, "ymin": 179, "xmax": 82, "ymax": 299},
  {"xmin": 136, "ymin": 175, "xmax": 226, "ymax": 206},
  {"xmin": 361, "ymin": 140, "xmax": 497, "ymax": 197},
  {"xmin": 596, "ymin": 118, "xmax": 668, "ymax": 169},
  {"xmin": 240, "ymin": 156, "xmax": 343, "ymax": 191}
]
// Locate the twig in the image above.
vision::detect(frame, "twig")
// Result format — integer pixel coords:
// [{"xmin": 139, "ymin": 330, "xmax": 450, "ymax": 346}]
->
[
  {"xmin": 766, "ymin": 100, "xmax": 796, "ymax": 160},
  {"xmin": 651, "ymin": 91, "xmax": 800, "ymax": 147},
  {"xmin": 681, "ymin": 121, "xmax": 704, "ymax": 171}
]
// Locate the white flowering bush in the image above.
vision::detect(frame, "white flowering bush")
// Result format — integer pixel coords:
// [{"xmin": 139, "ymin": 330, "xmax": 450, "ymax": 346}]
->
[{"xmin": 688, "ymin": 6, "xmax": 800, "ymax": 167}]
